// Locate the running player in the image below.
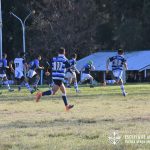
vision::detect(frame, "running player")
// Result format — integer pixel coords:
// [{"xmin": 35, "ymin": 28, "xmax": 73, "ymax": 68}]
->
[
  {"xmin": 36, "ymin": 47, "xmax": 74, "ymax": 111},
  {"xmin": 27, "ymin": 55, "xmax": 44, "ymax": 90},
  {"xmin": 65, "ymin": 53, "xmax": 80, "ymax": 92},
  {"xmin": 11, "ymin": 52, "xmax": 35, "ymax": 94},
  {"xmin": 106, "ymin": 49, "xmax": 128, "ymax": 96},
  {"xmin": 0, "ymin": 53, "xmax": 14, "ymax": 92},
  {"xmin": 79, "ymin": 60, "xmax": 95, "ymax": 88}
]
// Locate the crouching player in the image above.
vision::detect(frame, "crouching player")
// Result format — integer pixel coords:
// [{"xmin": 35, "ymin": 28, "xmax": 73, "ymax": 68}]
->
[
  {"xmin": 79, "ymin": 60, "xmax": 95, "ymax": 88},
  {"xmin": 106, "ymin": 49, "xmax": 128, "ymax": 96},
  {"xmin": 36, "ymin": 47, "xmax": 74, "ymax": 111},
  {"xmin": 65, "ymin": 53, "xmax": 80, "ymax": 92}
]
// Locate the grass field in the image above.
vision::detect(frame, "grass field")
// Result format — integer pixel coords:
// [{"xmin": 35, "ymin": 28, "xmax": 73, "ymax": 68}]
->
[{"xmin": 0, "ymin": 84, "xmax": 150, "ymax": 150}]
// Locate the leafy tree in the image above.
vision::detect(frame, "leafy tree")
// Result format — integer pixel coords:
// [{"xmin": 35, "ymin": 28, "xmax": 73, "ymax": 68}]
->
[{"xmin": 2, "ymin": 0, "xmax": 150, "ymax": 59}]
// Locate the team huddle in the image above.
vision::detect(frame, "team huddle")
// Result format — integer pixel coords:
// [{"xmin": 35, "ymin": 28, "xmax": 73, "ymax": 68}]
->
[{"xmin": 0, "ymin": 48, "xmax": 128, "ymax": 111}]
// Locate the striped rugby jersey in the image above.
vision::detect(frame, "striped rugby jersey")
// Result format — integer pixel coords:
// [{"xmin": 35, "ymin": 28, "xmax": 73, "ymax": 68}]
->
[
  {"xmin": 109, "ymin": 55, "xmax": 126, "ymax": 71},
  {"xmin": 52, "ymin": 54, "xmax": 70, "ymax": 80}
]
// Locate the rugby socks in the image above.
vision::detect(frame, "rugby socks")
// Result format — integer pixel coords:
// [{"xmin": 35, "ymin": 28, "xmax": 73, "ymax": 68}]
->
[
  {"xmin": 120, "ymin": 84, "xmax": 125, "ymax": 94},
  {"xmin": 42, "ymin": 90, "xmax": 53, "ymax": 96},
  {"xmin": 5, "ymin": 80, "xmax": 10, "ymax": 90},
  {"xmin": 74, "ymin": 81, "xmax": 79, "ymax": 91},
  {"xmin": 25, "ymin": 83, "xmax": 32, "ymax": 91},
  {"xmin": 67, "ymin": 83, "xmax": 71, "ymax": 87},
  {"xmin": 20, "ymin": 81, "xmax": 25, "ymax": 87},
  {"xmin": 19, "ymin": 81, "xmax": 25, "ymax": 89},
  {"xmin": 66, "ymin": 80, "xmax": 69, "ymax": 85},
  {"xmin": 33, "ymin": 78, "xmax": 40, "ymax": 88},
  {"xmin": 0, "ymin": 79, "xmax": 3, "ymax": 85},
  {"xmin": 90, "ymin": 79, "xmax": 94, "ymax": 85},
  {"xmin": 62, "ymin": 94, "xmax": 68, "ymax": 106}
]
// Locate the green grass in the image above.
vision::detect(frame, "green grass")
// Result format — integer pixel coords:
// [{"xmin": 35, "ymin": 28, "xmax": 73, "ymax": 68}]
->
[{"xmin": 0, "ymin": 84, "xmax": 150, "ymax": 150}]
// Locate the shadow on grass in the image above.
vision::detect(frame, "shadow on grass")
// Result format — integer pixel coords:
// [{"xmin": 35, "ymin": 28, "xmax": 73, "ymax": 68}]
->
[
  {"xmin": 0, "ymin": 117, "xmax": 115, "ymax": 129},
  {"xmin": 0, "ymin": 115, "xmax": 149, "ymax": 130},
  {"xmin": 0, "ymin": 90, "xmax": 150, "ymax": 102},
  {"xmin": 48, "ymin": 132, "xmax": 73, "ymax": 137}
]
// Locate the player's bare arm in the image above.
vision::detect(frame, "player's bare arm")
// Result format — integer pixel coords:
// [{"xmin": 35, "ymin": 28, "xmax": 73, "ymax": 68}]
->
[{"xmin": 124, "ymin": 62, "xmax": 128, "ymax": 70}]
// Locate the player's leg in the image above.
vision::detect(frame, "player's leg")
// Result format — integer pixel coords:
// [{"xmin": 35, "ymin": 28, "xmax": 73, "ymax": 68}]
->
[
  {"xmin": 15, "ymin": 77, "xmax": 23, "ymax": 91},
  {"xmin": 59, "ymin": 83, "xmax": 74, "ymax": 111},
  {"xmin": 114, "ymin": 70, "xmax": 127, "ymax": 96},
  {"xmin": 0, "ymin": 76, "xmax": 3, "ymax": 86},
  {"xmin": 67, "ymin": 77, "xmax": 72, "ymax": 88},
  {"xmin": 43, "ymin": 84, "xmax": 59, "ymax": 96},
  {"xmin": 32, "ymin": 74, "xmax": 40, "ymax": 90},
  {"xmin": 83, "ymin": 74, "xmax": 94, "ymax": 87},
  {"xmin": 36, "ymin": 80, "xmax": 59, "ymax": 102},
  {"xmin": 18, "ymin": 81, "xmax": 25, "ymax": 91},
  {"xmin": 113, "ymin": 70, "xmax": 120, "ymax": 84},
  {"xmin": 15, "ymin": 71, "xmax": 25, "ymax": 91},
  {"xmin": 3, "ymin": 75, "xmax": 14, "ymax": 92},
  {"xmin": 72, "ymin": 73, "xmax": 79, "ymax": 92},
  {"xmin": 48, "ymin": 74, "xmax": 53, "ymax": 88},
  {"xmin": 65, "ymin": 72, "xmax": 72, "ymax": 88},
  {"xmin": 89, "ymin": 75, "xmax": 94, "ymax": 88},
  {"xmin": 119, "ymin": 78, "xmax": 127, "ymax": 96},
  {"xmin": 0, "ymin": 77, "xmax": 2, "ymax": 94},
  {"xmin": 78, "ymin": 73, "xmax": 87, "ymax": 84},
  {"xmin": 22, "ymin": 77, "xmax": 35, "ymax": 94},
  {"xmin": 27, "ymin": 69, "xmax": 39, "ymax": 90}
]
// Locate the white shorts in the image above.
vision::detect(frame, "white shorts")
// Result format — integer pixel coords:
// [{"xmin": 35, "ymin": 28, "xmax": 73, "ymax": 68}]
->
[
  {"xmin": 112, "ymin": 70, "xmax": 123, "ymax": 80},
  {"xmin": 0, "ymin": 74, "xmax": 6, "ymax": 78},
  {"xmin": 15, "ymin": 70, "xmax": 24, "ymax": 79},
  {"xmin": 27, "ymin": 69, "xmax": 37, "ymax": 78},
  {"xmin": 65, "ymin": 72, "xmax": 76, "ymax": 79},
  {"xmin": 106, "ymin": 80, "xmax": 116, "ymax": 84},
  {"xmin": 81, "ymin": 73, "xmax": 93, "ymax": 81}
]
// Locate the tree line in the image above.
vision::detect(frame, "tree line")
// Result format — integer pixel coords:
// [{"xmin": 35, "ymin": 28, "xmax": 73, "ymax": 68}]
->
[{"xmin": 2, "ymin": 0, "xmax": 150, "ymax": 60}]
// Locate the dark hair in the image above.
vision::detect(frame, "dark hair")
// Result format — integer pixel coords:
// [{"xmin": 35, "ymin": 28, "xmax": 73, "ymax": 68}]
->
[
  {"xmin": 72, "ymin": 53, "xmax": 77, "ymax": 58},
  {"xmin": 58, "ymin": 47, "xmax": 65, "ymax": 54},
  {"xmin": 20, "ymin": 52, "xmax": 25, "ymax": 57},
  {"xmin": 34, "ymin": 54, "xmax": 41, "ymax": 59},
  {"xmin": 118, "ymin": 49, "xmax": 124, "ymax": 55}
]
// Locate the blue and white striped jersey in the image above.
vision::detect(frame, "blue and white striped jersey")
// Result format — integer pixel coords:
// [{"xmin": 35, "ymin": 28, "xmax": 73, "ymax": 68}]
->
[
  {"xmin": 0, "ymin": 58, "xmax": 7, "ymax": 74},
  {"xmin": 52, "ymin": 54, "xmax": 70, "ymax": 81},
  {"xmin": 109, "ymin": 55, "xmax": 126, "ymax": 71}
]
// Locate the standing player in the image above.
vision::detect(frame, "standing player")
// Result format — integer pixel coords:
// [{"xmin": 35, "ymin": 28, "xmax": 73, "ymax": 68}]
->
[
  {"xmin": 65, "ymin": 53, "xmax": 80, "ymax": 92},
  {"xmin": 0, "ymin": 53, "xmax": 14, "ymax": 92},
  {"xmin": 11, "ymin": 52, "xmax": 35, "ymax": 94},
  {"xmin": 106, "ymin": 49, "xmax": 128, "ymax": 96},
  {"xmin": 27, "ymin": 55, "xmax": 44, "ymax": 90},
  {"xmin": 36, "ymin": 47, "xmax": 74, "ymax": 111},
  {"xmin": 79, "ymin": 60, "xmax": 95, "ymax": 88}
]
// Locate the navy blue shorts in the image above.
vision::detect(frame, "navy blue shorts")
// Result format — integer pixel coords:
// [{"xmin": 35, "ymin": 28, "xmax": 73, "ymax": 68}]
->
[{"xmin": 53, "ymin": 79, "xmax": 63, "ymax": 86}]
